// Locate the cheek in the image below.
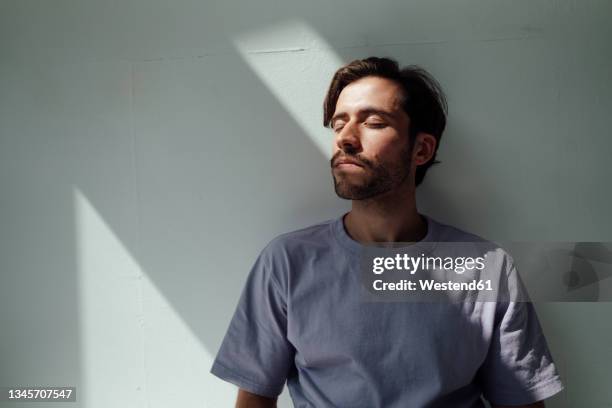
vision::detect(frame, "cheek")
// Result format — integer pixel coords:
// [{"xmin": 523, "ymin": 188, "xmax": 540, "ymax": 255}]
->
[{"xmin": 363, "ymin": 132, "xmax": 409, "ymax": 163}]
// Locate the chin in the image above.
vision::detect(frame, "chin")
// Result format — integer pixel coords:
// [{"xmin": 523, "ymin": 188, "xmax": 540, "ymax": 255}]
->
[
  {"xmin": 333, "ymin": 182, "xmax": 359, "ymax": 200},
  {"xmin": 333, "ymin": 183, "xmax": 378, "ymax": 200}
]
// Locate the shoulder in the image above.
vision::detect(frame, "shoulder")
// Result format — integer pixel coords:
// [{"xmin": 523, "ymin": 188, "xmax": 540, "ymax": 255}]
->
[
  {"xmin": 263, "ymin": 217, "xmax": 336, "ymax": 255},
  {"xmin": 427, "ymin": 215, "xmax": 516, "ymax": 265},
  {"xmin": 253, "ymin": 218, "xmax": 336, "ymax": 288},
  {"xmin": 428, "ymin": 216, "xmax": 489, "ymax": 243}
]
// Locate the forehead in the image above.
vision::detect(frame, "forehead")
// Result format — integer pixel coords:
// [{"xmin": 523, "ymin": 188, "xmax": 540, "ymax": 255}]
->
[{"xmin": 335, "ymin": 76, "xmax": 405, "ymax": 113}]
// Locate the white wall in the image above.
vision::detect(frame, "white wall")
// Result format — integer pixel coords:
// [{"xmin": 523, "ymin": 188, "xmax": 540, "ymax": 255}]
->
[{"xmin": 1, "ymin": 1, "xmax": 610, "ymax": 407}]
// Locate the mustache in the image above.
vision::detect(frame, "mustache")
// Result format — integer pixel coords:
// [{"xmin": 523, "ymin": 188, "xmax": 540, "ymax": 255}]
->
[{"xmin": 330, "ymin": 152, "xmax": 371, "ymax": 168}]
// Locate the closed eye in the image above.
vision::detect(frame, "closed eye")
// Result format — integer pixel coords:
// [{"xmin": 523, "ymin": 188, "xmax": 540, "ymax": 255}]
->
[{"xmin": 365, "ymin": 121, "xmax": 387, "ymax": 128}]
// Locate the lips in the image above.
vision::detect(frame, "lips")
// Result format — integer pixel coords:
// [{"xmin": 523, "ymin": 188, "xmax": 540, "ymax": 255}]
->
[{"xmin": 333, "ymin": 157, "xmax": 364, "ymax": 168}]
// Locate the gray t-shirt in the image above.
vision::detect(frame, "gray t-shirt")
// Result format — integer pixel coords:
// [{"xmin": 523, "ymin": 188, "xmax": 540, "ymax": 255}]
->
[{"xmin": 211, "ymin": 213, "xmax": 564, "ymax": 407}]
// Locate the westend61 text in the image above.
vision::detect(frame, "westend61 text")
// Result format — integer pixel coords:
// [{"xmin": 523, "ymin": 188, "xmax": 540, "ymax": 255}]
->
[{"xmin": 373, "ymin": 279, "xmax": 494, "ymax": 292}]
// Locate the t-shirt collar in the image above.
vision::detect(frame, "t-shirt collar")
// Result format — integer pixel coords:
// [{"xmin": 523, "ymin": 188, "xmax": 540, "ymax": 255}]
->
[{"xmin": 332, "ymin": 211, "xmax": 440, "ymax": 255}]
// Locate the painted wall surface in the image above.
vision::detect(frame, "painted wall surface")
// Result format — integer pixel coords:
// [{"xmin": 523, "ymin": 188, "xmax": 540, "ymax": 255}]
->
[{"xmin": 1, "ymin": 1, "xmax": 611, "ymax": 407}]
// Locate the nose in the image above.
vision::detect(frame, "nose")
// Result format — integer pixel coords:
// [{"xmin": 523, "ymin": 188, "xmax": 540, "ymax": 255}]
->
[{"xmin": 335, "ymin": 120, "xmax": 362, "ymax": 153}]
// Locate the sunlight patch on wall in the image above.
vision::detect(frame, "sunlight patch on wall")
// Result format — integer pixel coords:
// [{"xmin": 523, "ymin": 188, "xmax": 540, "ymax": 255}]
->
[
  {"xmin": 73, "ymin": 187, "xmax": 221, "ymax": 407},
  {"xmin": 233, "ymin": 19, "xmax": 344, "ymax": 159}
]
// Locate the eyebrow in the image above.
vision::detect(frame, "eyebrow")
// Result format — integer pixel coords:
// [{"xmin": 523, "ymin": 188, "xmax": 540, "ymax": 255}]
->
[{"xmin": 330, "ymin": 107, "xmax": 396, "ymax": 126}]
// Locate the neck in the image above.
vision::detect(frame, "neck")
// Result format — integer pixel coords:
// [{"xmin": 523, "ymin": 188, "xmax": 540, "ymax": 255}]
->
[{"xmin": 343, "ymin": 181, "xmax": 427, "ymax": 244}]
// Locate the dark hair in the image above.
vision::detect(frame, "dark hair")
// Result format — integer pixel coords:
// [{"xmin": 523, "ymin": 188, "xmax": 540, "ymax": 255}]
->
[{"xmin": 323, "ymin": 57, "xmax": 448, "ymax": 186}]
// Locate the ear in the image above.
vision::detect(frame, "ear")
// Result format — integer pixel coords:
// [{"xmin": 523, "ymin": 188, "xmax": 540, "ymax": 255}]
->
[{"xmin": 411, "ymin": 132, "xmax": 437, "ymax": 166}]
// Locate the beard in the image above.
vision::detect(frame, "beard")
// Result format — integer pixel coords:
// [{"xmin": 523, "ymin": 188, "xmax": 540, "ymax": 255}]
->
[{"xmin": 331, "ymin": 146, "xmax": 412, "ymax": 200}]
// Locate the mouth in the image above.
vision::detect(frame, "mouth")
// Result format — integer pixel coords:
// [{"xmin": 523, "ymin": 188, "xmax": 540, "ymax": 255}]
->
[
  {"xmin": 335, "ymin": 162, "xmax": 363, "ymax": 169},
  {"xmin": 333, "ymin": 158, "xmax": 365, "ymax": 168}
]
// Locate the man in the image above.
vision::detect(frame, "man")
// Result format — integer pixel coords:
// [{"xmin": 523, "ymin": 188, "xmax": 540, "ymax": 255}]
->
[{"xmin": 210, "ymin": 57, "xmax": 564, "ymax": 407}]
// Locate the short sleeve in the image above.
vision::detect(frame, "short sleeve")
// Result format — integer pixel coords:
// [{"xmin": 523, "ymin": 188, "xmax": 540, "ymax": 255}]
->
[
  {"xmin": 478, "ymin": 257, "xmax": 564, "ymax": 405},
  {"xmin": 210, "ymin": 242, "xmax": 295, "ymax": 398}
]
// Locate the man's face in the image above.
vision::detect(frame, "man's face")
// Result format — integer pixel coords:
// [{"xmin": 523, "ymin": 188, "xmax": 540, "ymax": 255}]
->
[{"xmin": 330, "ymin": 76, "xmax": 413, "ymax": 200}]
